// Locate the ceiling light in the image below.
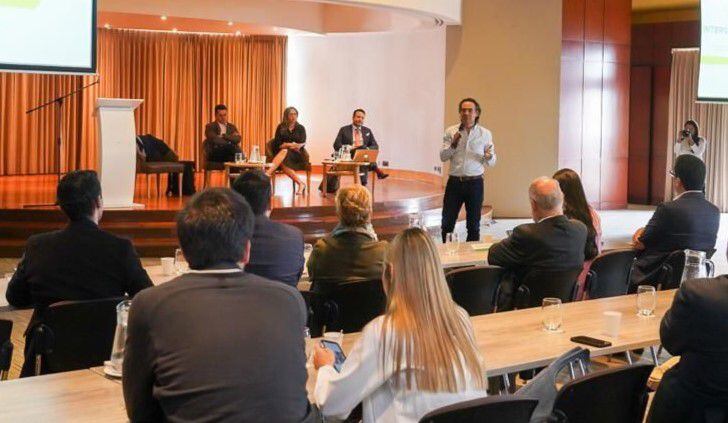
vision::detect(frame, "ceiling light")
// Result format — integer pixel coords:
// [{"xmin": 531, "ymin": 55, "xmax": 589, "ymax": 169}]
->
[
  {"xmin": 160, "ymin": 15, "xmax": 168, "ymax": 21},
  {"xmin": 171, "ymin": 28, "xmax": 178, "ymax": 32},
  {"xmin": 104, "ymin": 23, "xmax": 111, "ymax": 29},
  {"xmin": 235, "ymin": 30, "xmax": 241, "ymax": 36},
  {"xmin": 227, "ymin": 21, "xmax": 233, "ymax": 26}
]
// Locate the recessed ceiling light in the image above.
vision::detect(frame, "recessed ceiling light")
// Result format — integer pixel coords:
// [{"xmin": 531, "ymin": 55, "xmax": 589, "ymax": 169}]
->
[
  {"xmin": 171, "ymin": 28, "xmax": 178, "ymax": 32},
  {"xmin": 160, "ymin": 15, "xmax": 168, "ymax": 21},
  {"xmin": 104, "ymin": 23, "xmax": 111, "ymax": 29},
  {"xmin": 235, "ymin": 30, "xmax": 241, "ymax": 36},
  {"xmin": 227, "ymin": 21, "xmax": 233, "ymax": 26}
]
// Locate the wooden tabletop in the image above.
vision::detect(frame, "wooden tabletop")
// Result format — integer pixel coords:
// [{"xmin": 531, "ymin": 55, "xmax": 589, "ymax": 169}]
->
[{"xmin": 223, "ymin": 161, "xmax": 270, "ymax": 169}]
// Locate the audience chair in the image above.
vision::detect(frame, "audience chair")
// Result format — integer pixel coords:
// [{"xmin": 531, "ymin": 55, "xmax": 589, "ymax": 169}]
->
[
  {"xmin": 24, "ymin": 297, "xmax": 123, "ymax": 376},
  {"xmin": 321, "ymin": 279, "xmax": 385, "ymax": 333},
  {"xmin": 445, "ymin": 266, "xmax": 504, "ymax": 316},
  {"xmin": 0, "ymin": 319, "xmax": 13, "ymax": 380},
  {"xmin": 550, "ymin": 363, "xmax": 654, "ymax": 423},
  {"xmin": 516, "ymin": 347, "xmax": 590, "ymax": 421},
  {"xmin": 136, "ymin": 149, "xmax": 184, "ymax": 197},
  {"xmin": 419, "ymin": 395, "xmax": 538, "ymax": 423},
  {"xmin": 655, "ymin": 249, "xmax": 716, "ymax": 291},
  {"xmin": 515, "ymin": 268, "xmax": 582, "ymax": 309},
  {"xmin": 265, "ymin": 139, "xmax": 312, "ymax": 195},
  {"xmin": 585, "ymin": 249, "xmax": 637, "ymax": 299}
]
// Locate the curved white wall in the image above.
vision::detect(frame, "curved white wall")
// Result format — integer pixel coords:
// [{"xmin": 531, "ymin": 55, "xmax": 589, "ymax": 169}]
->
[{"xmin": 286, "ymin": 29, "xmax": 446, "ymax": 175}]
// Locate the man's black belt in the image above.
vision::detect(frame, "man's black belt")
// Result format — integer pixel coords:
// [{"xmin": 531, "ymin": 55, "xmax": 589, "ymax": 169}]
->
[{"xmin": 449, "ymin": 175, "xmax": 483, "ymax": 182}]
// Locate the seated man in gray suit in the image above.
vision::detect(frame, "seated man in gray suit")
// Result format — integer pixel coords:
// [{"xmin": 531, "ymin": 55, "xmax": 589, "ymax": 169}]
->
[
  {"xmin": 232, "ymin": 170, "xmax": 305, "ymax": 287},
  {"xmin": 203, "ymin": 104, "xmax": 243, "ymax": 163},
  {"xmin": 123, "ymin": 188, "xmax": 317, "ymax": 422}
]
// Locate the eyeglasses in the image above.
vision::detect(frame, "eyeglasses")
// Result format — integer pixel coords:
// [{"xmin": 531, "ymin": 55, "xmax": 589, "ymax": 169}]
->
[{"xmin": 668, "ymin": 170, "xmax": 676, "ymax": 178}]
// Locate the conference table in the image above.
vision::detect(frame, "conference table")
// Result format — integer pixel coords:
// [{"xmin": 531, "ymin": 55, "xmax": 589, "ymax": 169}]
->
[{"xmin": 0, "ymin": 290, "xmax": 675, "ymax": 421}]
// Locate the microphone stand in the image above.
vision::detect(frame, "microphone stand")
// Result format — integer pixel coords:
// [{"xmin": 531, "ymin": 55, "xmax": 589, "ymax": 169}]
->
[{"xmin": 23, "ymin": 78, "xmax": 100, "ymax": 208}]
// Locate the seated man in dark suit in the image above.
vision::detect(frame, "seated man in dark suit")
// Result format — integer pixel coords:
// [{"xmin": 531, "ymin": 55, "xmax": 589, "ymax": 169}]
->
[
  {"xmin": 123, "ymin": 188, "xmax": 316, "ymax": 422},
  {"xmin": 232, "ymin": 170, "xmax": 305, "ymax": 287},
  {"xmin": 648, "ymin": 264, "xmax": 728, "ymax": 422},
  {"xmin": 630, "ymin": 154, "xmax": 719, "ymax": 287},
  {"xmin": 202, "ymin": 104, "xmax": 243, "ymax": 163},
  {"xmin": 6, "ymin": 170, "xmax": 152, "ymax": 309},
  {"xmin": 332, "ymin": 108, "xmax": 389, "ymax": 185},
  {"xmin": 136, "ymin": 133, "xmax": 196, "ymax": 196},
  {"xmin": 488, "ymin": 177, "xmax": 587, "ymax": 302}
]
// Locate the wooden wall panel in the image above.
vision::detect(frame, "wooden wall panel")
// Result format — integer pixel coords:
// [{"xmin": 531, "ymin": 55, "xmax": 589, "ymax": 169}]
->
[
  {"xmin": 603, "ymin": 0, "xmax": 631, "ymax": 45},
  {"xmin": 584, "ymin": 0, "xmax": 605, "ymax": 42},
  {"xmin": 628, "ymin": 66, "xmax": 652, "ymax": 204},
  {"xmin": 650, "ymin": 66, "xmax": 671, "ymax": 203}
]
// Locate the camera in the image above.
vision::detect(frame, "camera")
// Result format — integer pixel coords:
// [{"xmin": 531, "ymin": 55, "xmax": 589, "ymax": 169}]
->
[{"xmin": 681, "ymin": 129, "xmax": 691, "ymax": 138}]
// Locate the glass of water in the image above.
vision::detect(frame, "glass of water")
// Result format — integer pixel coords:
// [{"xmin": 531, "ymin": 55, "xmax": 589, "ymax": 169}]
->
[
  {"xmin": 304, "ymin": 327, "xmax": 313, "ymax": 364},
  {"xmin": 542, "ymin": 298, "xmax": 563, "ymax": 331},
  {"xmin": 234, "ymin": 152, "xmax": 243, "ymax": 163},
  {"xmin": 174, "ymin": 248, "xmax": 188, "ymax": 274},
  {"xmin": 636, "ymin": 285, "xmax": 656, "ymax": 316},
  {"xmin": 445, "ymin": 232, "xmax": 459, "ymax": 255}
]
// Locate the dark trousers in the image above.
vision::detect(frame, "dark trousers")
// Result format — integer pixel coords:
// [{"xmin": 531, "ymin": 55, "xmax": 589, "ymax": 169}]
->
[
  {"xmin": 207, "ymin": 143, "xmax": 241, "ymax": 163},
  {"xmin": 441, "ymin": 176, "xmax": 484, "ymax": 242}
]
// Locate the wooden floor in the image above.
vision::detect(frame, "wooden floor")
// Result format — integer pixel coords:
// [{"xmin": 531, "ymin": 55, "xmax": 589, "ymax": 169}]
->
[{"xmin": 0, "ymin": 172, "xmax": 444, "ymax": 210}]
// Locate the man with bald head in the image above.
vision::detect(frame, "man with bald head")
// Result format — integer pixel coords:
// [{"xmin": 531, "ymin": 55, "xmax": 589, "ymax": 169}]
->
[{"xmin": 488, "ymin": 177, "xmax": 587, "ymax": 289}]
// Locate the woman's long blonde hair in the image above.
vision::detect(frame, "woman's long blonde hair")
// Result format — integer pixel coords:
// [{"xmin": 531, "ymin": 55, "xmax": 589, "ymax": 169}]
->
[{"xmin": 381, "ymin": 228, "xmax": 487, "ymax": 392}]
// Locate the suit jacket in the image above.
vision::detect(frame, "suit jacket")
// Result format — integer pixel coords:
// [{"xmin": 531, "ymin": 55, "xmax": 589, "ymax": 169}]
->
[
  {"xmin": 123, "ymin": 267, "xmax": 312, "ymax": 422},
  {"xmin": 6, "ymin": 219, "xmax": 152, "ymax": 309},
  {"xmin": 488, "ymin": 215, "xmax": 587, "ymax": 279},
  {"xmin": 203, "ymin": 121, "xmax": 242, "ymax": 154},
  {"xmin": 333, "ymin": 125, "xmax": 378, "ymax": 151},
  {"xmin": 631, "ymin": 192, "xmax": 720, "ymax": 286},
  {"xmin": 653, "ymin": 276, "xmax": 728, "ymax": 416},
  {"xmin": 246, "ymin": 215, "xmax": 305, "ymax": 288}
]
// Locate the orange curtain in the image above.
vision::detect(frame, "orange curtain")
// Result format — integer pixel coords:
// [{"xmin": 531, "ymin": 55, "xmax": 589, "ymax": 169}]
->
[{"xmin": 0, "ymin": 28, "xmax": 287, "ymax": 176}]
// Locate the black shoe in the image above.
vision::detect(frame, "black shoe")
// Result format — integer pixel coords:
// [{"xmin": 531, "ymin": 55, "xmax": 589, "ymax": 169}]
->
[{"xmin": 377, "ymin": 173, "xmax": 389, "ymax": 180}]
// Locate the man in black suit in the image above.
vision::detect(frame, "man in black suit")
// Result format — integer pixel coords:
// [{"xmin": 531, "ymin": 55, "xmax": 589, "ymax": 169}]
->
[
  {"xmin": 123, "ymin": 188, "xmax": 316, "ymax": 422},
  {"xmin": 232, "ymin": 170, "xmax": 305, "ymax": 287},
  {"xmin": 488, "ymin": 177, "xmax": 587, "ymax": 296},
  {"xmin": 648, "ymin": 273, "xmax": 728, "ymax": 422},
  {"xmin": 630, "ymin": 154, "xmax": 719, "ymax": 287},
  {"xmin": 203, "ymin": 104, "xmax": 243, "ymax": 163},
  {"xmin": 332, "ymin": 108, "xmax": 389, "ymax": 185},
  {"xmin": 6, "ymin": 170, "xmax": 152, "ymax": 309}
]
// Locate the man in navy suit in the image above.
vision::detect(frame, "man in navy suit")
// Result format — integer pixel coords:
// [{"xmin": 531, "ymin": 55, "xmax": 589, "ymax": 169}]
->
[
  {"xmin": 232, "ymin": 170, "xmax": 305, "ymax": 287},
  {"xmin": 630, "ymin": 154, "xmax": 720, "ymax": 288},
  {"xmin": 332, "ymin": 109, "xmax": 389, "ymax": 185}
]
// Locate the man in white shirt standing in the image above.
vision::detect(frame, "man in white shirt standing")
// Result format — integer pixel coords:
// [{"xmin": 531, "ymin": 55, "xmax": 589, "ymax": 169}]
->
[{"xmin": 440, "ymin": 98, "xmax": 496, "ymax": 242}]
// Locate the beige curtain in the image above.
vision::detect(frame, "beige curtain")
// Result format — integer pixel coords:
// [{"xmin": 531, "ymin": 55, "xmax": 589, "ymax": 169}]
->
[
  {"xmin": 0, "ymin": 29, "xmax": 287, "ymax": 176},
  {"xmin": 666, "ymin": 48, "xmax": 728, "ymax": 211}
]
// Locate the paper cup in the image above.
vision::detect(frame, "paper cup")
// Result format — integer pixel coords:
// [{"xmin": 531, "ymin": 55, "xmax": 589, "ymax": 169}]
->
[
  {"xmin": 602, "ymin": 311, "xmax": 622, "ymax": 338},
  {"xmin": 161, "ymin": 257, "xmax": 175, "ymax": 276}
]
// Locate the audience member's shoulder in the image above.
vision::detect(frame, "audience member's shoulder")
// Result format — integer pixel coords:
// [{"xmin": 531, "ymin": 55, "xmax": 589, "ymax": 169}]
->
[
  {"xmin": 26, "ymin": 229, "xmax": 62, "ymax": 246},
  {"xmin": 681, "ymin": 275, "xmax": 728, "ymax": 298},
  {"xmin": 276, "ymin": 220, "xmax": 304, "ymax": 239},
  {"xmin": 243, "ymin": 272, "xmax": 303, "ymax": 300}
]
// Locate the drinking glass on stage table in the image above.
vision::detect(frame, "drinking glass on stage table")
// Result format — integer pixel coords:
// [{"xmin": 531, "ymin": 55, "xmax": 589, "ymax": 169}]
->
[
  {"xmin": 636, "ymin": 285, "xmax": 656, "ymax": 316},
  {"xmin": 445, "ymin": 233, "xmax": 459, "ymax": 255},
  {"xmin": 235, "ymin": 152, "xmax": 244, "ymax": 163},
  {"xmin": 174, "ymin": 248, "xmax": 189, "ymax": 274},
  {"xmin": 542, "ymin": 298, "xmax": 563, "ymax": 331}
]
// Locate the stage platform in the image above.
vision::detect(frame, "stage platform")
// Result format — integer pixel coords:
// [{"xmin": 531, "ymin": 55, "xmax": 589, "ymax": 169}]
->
[{"xmin": 0, "ymin": 173, "xmax": 490, "ymax": 257}]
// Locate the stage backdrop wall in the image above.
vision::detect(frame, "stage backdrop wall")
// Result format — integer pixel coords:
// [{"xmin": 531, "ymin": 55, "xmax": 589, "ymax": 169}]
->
[
  {"xmin": 285, "ymin": 28, "xmax": 446, "ymax": 176},
  {"xmin": 0, "ymin": 28, "xmax": 286, "ymax": 176}
]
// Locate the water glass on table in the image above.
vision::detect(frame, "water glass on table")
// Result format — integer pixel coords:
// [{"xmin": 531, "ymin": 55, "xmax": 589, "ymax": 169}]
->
[
  {"xmin": 234, "ymin": 152, "xmax": 244, "ymax": 163},
  {"xmin": 445, "ymin": 232, "xmax": 460, "ymax": 255},
  {"xmin": 304, "ymin": 327, "xmax": 313, "ymax": 365},
  {"xmin": 542, "ymin": 297, "xmax": 563, "ymax": 332},
  {"xmin": 174, "ymin": 248, "xmax": 189, "ymax": 274},
  {"xmin": 109, "ymin": 300, "xmax": 131, "ymax": 373},
  {"xmin": 636, "ymin": 285, "xmax": 656, "ymax": 317}
]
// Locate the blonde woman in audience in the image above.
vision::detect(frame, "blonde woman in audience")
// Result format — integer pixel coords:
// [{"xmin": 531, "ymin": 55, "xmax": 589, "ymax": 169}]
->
[
  {"xmin": 313, "ymin": 228, "xmax": 488, "ymax": 422},
  {"xmin": 307, "ymin": 184, "xmax": 388, "ymax": 296}
]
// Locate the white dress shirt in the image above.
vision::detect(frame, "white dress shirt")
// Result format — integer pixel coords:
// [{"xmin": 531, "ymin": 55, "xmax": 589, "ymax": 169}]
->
[
  {"xmin": 675, "ymin": 136, "xmax": 706, "ymax": 160},
  {"xmin": 315, "ymin": 310, "xmax": 488, "ymax": 423},
  {"xmin": 440, "ymin": 124, "xmax": 496, "ymax": 177},
  {"xmin": 218, "ymin": 122, "xmax": 227, "ymax": 135}
]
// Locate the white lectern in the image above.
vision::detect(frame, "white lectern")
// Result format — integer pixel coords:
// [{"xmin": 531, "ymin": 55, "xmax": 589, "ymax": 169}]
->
[{"xmin": 95, "ymin": 98, "xmax": 144, "ymax": 208}]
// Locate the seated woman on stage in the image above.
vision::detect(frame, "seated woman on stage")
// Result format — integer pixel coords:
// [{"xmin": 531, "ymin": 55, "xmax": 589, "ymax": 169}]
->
[
  {"xmin": 553, "ymin": 168, "xmax": 601, "ymax": 299},
  {"xmin": 307, "ymin": 185, "xmax": 388, "ymax": 296},
  {"xmin": 266, "ymin": 106, "xmax": 309, "ymax": 195},
  {"xmin": 313, "ymin": 227, "xmax": 488, "ymax": 423}
]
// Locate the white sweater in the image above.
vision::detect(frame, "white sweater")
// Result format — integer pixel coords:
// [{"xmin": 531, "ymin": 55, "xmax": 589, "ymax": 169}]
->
[{"xmin": 314, "ymin": 310, "xmax": 488, "ymax": 423}]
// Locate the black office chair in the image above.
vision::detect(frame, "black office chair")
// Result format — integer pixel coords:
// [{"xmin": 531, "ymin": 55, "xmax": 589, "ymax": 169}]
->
[
  {"xmin": 585, "ymin": 249, "xmax": 637, "ymax": 299},
  {"xmin": 656, "ymin": 249, "xmax": 716, "ymax": 291},
  {"xmin": 515, "ymin": 268, "xmax": 582, "ymax": 309},
  {"xmin": 550, "ymin": 363, "xmax": 654, "ymax": 423},
  {"xmin": 321, "ymin": 280, "xmax": 385, "ymax": 334},
  {"xmin": 24, "ymin": 297, "xmax": 123, "ymax": 376},
  {"xmin": 0, "ymin": 319, "xmax": 13, "ymax": 380},
  {"xmin": 419, "ymin": 395, "xmax": 538, "ymax": 423},
  {"xmin": 445, "ymin": 266, "xmax": 504, "ymax": 316}
]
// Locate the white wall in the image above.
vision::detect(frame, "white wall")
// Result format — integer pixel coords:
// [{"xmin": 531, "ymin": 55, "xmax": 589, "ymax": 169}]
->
[{"xmin": 286, "ymin": 29, "xmax": 446, "ymax": 175}]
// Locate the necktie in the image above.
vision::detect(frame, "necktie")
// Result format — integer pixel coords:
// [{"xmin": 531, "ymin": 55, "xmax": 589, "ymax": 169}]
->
[{"xmin": 354, "ymin": 127, "xmax": 363, "ymax": 147}]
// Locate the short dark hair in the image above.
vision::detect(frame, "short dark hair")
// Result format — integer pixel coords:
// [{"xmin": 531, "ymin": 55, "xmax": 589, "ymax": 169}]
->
[
  {"xmin": 176, "ymin": 188, "xmax": 254, "ymax": 269},
  {"xmin": 57, "ymin": 170, "xmax": 101, "ymax": 221},
  {"xmin": 214, "ymin": 104, "xmax": 227, "ymax": 114},
  {"xmin": 673, "ymin": 154, "xmax": 706, "ymax": 191},
  {"xmin": 353, "ymin": 109, "xmax": 366, "ymax": 117},
  {"xmin": 458, "ymin": 98, "xmax": 482, "ymax": 123},
  {"xmin": 231, "ymin": 170, "xmax": 271, "ymax": 215}
]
